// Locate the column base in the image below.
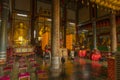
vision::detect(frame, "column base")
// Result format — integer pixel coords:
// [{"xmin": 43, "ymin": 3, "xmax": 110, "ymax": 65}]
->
[
  {"xmin": 51, "ymin": 56, "xmax": 60, "ymax": 69},
  {"xmin": 0, "ymin": 52, "xmax": 6, "ymax": 65},
  {"xmin": 50, "ymin": 56, "xmax": 61, "ymax": 77},
  {"xmin": 50, "ymin": 68, "xmax": 61, "ymax": 77}
]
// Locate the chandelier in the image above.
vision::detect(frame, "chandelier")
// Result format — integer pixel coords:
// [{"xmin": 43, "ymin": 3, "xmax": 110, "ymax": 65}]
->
[{"xmin": 90, "ymin": 0, "xmax": 120, "ymax": 11}]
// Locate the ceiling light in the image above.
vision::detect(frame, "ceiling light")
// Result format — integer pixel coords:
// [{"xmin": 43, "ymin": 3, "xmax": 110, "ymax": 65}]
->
[
  {"xmin": 17, "ymin": 13, "xmax": 28, "ymax": 17},
  {"xmin": 69, "ymin": 22, "xmax": 75, "ymax": 25},
  {"xmin": 34, "ymin": 30, "xmax": 36, "ymax": 38},
  {"xmin": 82, "ymin": 29, "xmax": 88, "ymax": 32},
  {"xmin": 47, "ymin": 18, "xmax": 52, "ymax": 21}
]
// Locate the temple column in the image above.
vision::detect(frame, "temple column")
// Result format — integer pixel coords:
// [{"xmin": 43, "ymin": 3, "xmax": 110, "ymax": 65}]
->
[
  {"xmin": 75, "ymin": 1, "xmax": 79, "ymax": 43},
  {"xmin": 0, "ymin": 0, "xmax": 9, "ymax": 76},
  {"xmin": 92, "ymin": 20, "xmax": 97, "ymax": 49},
  {"xmin": 51, "ymin": 0, "xmax": 60, "ymax": 72},
  {"xmin": 62, "ymin": 4, "xmax": 67, "ymax": 48},
  {"xmin": 0, "ymin": 0, "xmax": 9, "ymax": 65},
  {"xmin": 110, "ymin": 13, "xmax": 117, "ymax": 52},
  {"xmin": 31, "ymin": 0, "xmax": 36, "ymax": 45},
  {"xmin": 90, "ymin": 4, "xmax": 97, "ymax": 49}
]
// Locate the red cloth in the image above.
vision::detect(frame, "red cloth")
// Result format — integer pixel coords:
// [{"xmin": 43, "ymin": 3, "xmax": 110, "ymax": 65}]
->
[
  {"xmin": 36, "ymin": 70, "xmax": 46, "ymax": 74},
  {"xmin": 91, "ymin": 52, "xmax": 101, "ymax": 61},
  {"xmin": 0, "ymin": 75, "xmax": 10, "ymax": 80},
  {"xmin": 32, "ymin": 63, "xmax": 39, "ymax": 68},
  {"xmin": 19, "ymin": 65, "xmax": 27, "ymax": 68},
  {"xmin": 3, "ymin": 67, "xmax": 12, "ymax": 72},
  {"xmin": 18, "ymin": 72, "xmax": 30, "ymax": 78},
  {"xmin": 78, "ymin": 50, "xmax": 87, "ymax": 57},
  {"xmin": 29, "ymin": 58, "xmax": 34, "ymax": 61},
  {"xmin": 45, "ymin": 49, "xmax": 49, "ymax": 53}
]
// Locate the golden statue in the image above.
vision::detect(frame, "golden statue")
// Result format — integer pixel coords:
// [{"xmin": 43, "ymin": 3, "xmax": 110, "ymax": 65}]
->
[
  {"xmin": 39, "ymin": 26, "xmax": 44, "ymax": 36},
  {"xmin": 106, "ymin": 38, "xmax": 111, "ymax": 46},
  {"xmin": 79, "ymin": 32, "xmax": 85, "ymax": 44},
  {"xmin": 101, "ymin": 37, "xmax": 106, "ymax": 45},
  {"xmin": 14, "ymin": 22, "xmax": 28, "ymax": 45}
]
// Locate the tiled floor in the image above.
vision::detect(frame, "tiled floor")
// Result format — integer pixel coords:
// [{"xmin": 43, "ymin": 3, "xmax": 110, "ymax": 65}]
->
[
  {"xmin": 1, "ymin": 56, "xmax": 108, "ymax": 80},
  {"xmin": 49, "ymin": 58, "xmax": 107, "ymax": 80}
]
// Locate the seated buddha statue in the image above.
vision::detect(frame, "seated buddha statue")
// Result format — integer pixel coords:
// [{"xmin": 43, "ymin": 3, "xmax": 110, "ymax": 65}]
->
[{"xmin": 14, "ymin": 22, "xmax": 28, "ymax": 45}]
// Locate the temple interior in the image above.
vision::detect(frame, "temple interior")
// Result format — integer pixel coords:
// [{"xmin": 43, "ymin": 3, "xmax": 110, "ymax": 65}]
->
[{"xmin": 0, "ymin": 0, "xmax": 120, "ymax": 80}]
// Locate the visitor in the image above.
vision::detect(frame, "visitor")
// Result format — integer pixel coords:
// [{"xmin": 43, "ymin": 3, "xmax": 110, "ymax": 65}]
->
[
  {"xmin": 70, "ymin": 49, "xmax": 75, "ymax": 61},
  {"xmin": 61, "ymin": 56, "xmax": 65, "ymax": 65}
]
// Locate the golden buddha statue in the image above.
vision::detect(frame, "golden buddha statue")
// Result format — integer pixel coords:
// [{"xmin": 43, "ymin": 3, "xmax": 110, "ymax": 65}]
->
[
  {"xmin": 79, "ymin": 32, "xmax": 85, "ymax": 44},
  {"xmin": 39, "ymin": 27, "xmax": 44, "ymax": 36},
  {"xmin": 14, "ymin": 22, "xmax": 28, "ymax": 45},
  {"xmin": 106, "ymin": 38, "xmax": 111, "ymax": 46},
  {"xmin": 101, "ymin": 37, "xmax": 106, "ymax": 45}
]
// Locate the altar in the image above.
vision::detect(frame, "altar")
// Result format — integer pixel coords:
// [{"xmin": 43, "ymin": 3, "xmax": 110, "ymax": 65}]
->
[{"xmin": 14, "ymin": 46, "xmax": 35, "ymax": 56}]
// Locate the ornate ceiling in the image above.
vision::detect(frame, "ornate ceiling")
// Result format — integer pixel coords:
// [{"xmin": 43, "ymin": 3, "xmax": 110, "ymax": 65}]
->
[
  {"xmin": 90, "ymin": 0, "xmax": 120, "ymax": 10},
  {"xmin": 38, "ymin": 0, "xmax": 120, "ymax": 12}
]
